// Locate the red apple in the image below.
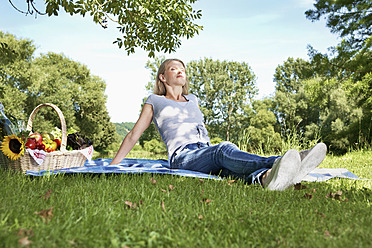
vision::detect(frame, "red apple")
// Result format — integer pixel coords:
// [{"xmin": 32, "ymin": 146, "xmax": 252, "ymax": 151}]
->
[
  {"xmin": 25, "ymin": 137, "xmax": 37, "ymax": 150},
  {"xmin": 29, "ymin": 132, "xmax": 43, "ymax": 144},
  {"xmin": 53, "ymin": 138, "xmax": 61, "ymax": 147}
]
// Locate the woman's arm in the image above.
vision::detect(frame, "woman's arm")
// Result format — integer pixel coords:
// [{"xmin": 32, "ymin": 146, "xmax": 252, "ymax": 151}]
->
[{"xmin": 110, "ymin": 103, "xmax": 153, "ymax": 165}]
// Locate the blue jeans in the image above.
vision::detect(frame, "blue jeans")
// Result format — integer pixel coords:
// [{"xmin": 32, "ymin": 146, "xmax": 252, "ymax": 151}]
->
[{"xmin": 169, "ymin": 141, "xmax": 279, "ymax": 185}]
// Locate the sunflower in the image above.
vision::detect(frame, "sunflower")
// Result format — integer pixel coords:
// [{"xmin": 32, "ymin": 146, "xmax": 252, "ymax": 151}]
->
[{"xmin": 1, "ymin": 135, "xmax": 24, "ymax": 160}]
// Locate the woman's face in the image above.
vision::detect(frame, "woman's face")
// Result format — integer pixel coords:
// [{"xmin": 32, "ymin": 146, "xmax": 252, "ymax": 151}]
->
[{"xmin": 160, "ymin": 60, "xmax": 187, "ymax": 87}]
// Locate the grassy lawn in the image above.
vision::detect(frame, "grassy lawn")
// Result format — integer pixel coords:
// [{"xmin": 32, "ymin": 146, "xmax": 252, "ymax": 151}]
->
[{"xmin": 0, "ymin": 151, "xmax": 371, "ymax": 247}]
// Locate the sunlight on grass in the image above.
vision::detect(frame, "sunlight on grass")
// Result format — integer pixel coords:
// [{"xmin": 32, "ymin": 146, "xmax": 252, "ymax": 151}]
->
[{"xmin": 0, "ymin": 151, "xmax": 371, "ymax": 247}]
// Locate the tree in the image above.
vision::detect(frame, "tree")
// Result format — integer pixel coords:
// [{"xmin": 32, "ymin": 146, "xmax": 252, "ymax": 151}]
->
[
  {"xmin": 145, "ymin": 55, "xmax": 166, "ymax": 92},
  {"xmin": 9, "ymin": 0, "xmax": 203, "ymax": 57},
  {"xmin": 274, "ymin": 57, "xmax": 315, "ymax": 93},
  {"xmin": 346, "ymin": 73, "xmax": 372, "ymax": 149},
  {"xmin": 305, "ymin": 1, "xmax": 372, "ymax": 78},
  {"xmin": 114, "ymin": 122, "xmax": 135, "ymax": 140},
  {"xmin": 303, "ymin": 77, "xmax": 364, "ymax": 153},
  {"xmin": 273, "ymin": 55, "xmax": 368, "ymax": 153},
  {"xmin": 245, "ymin": 98, "xmax": 282, "ymax": 153},
  {"xmin": 187, "ymin": 58, "xmax": 257, "ymax": 141},
  {"xmin": 0, "ymin": 32, "xmax": 36, "ymax": 122},
  {"xmin": 31, "ymin": 52, "xmax": 119, "ymax": 150},
  {"xmin": 303, "ymin": 0, "xmax": 372, "ymax": 151},
  {"xmin": 305, "ymin": 0, "xmax": 372, "ymax": 51},
  {"xmin": 273, "ymin": 57, "xmax": 316, "ymax": 136},
  {"xmin": 0, "ymin": 32, "xmax": 119, "ymax": 151}
]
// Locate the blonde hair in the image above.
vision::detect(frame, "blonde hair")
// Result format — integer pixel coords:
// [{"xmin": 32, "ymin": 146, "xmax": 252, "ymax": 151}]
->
[{"xmin": 154, "ymin": 59, "xmax": 189, "ymax": 96}]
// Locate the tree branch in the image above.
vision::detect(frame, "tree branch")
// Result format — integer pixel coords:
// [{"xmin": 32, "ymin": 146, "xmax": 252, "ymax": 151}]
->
[{"xmin": 8, "ymin": 0, "xmax": 46, "ymax": 16}]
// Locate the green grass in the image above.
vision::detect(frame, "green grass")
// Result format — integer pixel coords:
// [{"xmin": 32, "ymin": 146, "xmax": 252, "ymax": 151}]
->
[{"xmin": 0, "ymin": 151, "xmax": 371, "ymax": 247}]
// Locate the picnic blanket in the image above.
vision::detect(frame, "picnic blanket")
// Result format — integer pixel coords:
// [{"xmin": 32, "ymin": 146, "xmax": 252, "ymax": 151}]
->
[
  {"xmin": 26, "ymin": 158, "xmax": 221, "ymax": 180},
  {"xmin": 25, "ymin": 158, "xmax": 369, "ymax": 182}
]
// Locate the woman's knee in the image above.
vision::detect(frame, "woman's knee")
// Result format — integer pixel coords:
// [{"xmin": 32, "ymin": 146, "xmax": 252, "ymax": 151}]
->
[{"xmin": 216, "ymin": 141, "xmax": 239, "ymax": 152}]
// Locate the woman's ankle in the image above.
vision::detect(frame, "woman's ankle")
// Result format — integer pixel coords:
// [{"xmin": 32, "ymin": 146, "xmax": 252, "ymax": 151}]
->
[{"xmin": 261, "ymin": 169, "xmax": 271, "ymax": 186}]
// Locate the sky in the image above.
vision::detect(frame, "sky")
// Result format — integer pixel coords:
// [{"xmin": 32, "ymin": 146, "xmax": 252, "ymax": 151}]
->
[{"xmin": 0, "ymin": 0, "xmax": 340, "ymax": 123}]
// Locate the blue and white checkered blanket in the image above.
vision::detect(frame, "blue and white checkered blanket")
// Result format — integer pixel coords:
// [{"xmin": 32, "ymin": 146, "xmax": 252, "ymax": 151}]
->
[
  {"xmin": 26, "ymin": 158, "xmax": 368, "ymax": 182},
  {"xmin": 26, "ymin": 158, "xmax": 221, "ymax": 180}
]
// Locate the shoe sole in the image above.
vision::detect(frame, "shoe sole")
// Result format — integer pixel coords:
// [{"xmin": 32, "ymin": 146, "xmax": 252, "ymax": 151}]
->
[
  {"xmin": 266, "ymin": 149, "xmax": 301, "ymax": 191},
  {"xmin": 294, "ymin": 143, "xmax": 327, "ymax": 184}
]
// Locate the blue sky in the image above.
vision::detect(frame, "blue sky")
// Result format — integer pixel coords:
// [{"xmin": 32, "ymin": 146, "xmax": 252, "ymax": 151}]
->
[{"xmin": 0, "ymin": 0, "xmax": 339, "ymax": 123}]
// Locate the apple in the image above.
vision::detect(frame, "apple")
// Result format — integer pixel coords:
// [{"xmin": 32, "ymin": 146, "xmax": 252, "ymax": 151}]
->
[
  {"xmin": 54, "ymin": 138, "xmax": 61, "ymax": 147},
  {"xmin": 29, "ymin": 132, "xmax": 43, "ymax": 144},
  {"xmin": 25, "ymin": 137, "xmax": 37, "ymax": 150}
]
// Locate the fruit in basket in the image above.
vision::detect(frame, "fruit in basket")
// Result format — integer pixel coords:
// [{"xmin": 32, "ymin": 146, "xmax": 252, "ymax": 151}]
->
[
  {"xmin": 29, "ymin": 132, "xmax": 43, "ymax": 144},
  {"xmin": 37, "ymin": 142, "xmax": 45, "ymax": 151},
  {"xmin": 54, "ymin": 138, "xmax": 61, "ymax": 147},
  {"xmin": 25, "ymin": 137, "xmax": 37, "ymax": 150},
  {"xmin": 41, "ymin": 133, "xmax": 54, "ymax": 141},
  {"xmin": 46, "ymin": 146, "xmax": 56, "ymax": 153},
  {"xmin": 50, "ymin": 140, "xmax": 58, "ymax": 151}
]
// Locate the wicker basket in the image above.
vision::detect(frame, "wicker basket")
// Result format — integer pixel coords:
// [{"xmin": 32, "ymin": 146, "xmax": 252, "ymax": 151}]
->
[{"xmin": 0, "ymin": 103, "xmax": 88, "ymax": 173}]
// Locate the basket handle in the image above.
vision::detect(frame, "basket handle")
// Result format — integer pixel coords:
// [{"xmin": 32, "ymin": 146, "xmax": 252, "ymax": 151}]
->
[{"xmin": 26, "ymin": 103, "xmax": 67, "ymax": 152}]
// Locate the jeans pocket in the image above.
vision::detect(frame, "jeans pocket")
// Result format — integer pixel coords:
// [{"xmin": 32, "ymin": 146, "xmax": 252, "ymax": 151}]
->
[{"xmin": 170, "ymin": 148, "xmax": 191, "ymax": 169}]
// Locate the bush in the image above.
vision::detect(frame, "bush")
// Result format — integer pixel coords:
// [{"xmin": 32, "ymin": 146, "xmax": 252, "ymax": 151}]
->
[
  {"xmin": 210, "ymin": 137, "xmax": 224, "ymax": 145},
  {"xmin": 144, "ymin": 139, "xmax": 167, "ymax": 154}
]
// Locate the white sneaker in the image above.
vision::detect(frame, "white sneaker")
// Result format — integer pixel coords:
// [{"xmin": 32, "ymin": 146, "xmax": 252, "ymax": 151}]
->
[
  {"xmin": 264, "ymin": 149, "xmax": 301, "ymax": 191},
  {"xmin": 294, "ymin": 143, "xmax": 327, "ymax": 184}
]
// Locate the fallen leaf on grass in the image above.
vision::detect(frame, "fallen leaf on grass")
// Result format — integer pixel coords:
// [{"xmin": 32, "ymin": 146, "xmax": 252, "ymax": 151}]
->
[
  {"xmin": 200, "ymin": 189, "xmax": 212, "ymax": 204},
  {"xmin": 125, "ymin": 200, "xmax": 142, "ymax": 210},
  {"xmin": 151, "ymin": 177, "xmax": 157, "ymax": 184},
  {"xmin": 161, "ymin": 201, "xmax": 166, "ymax": 212},
  {"xmin": 201, "ymin": 198, "xmax": 213, "ymax": 205},
  {"xmin": 324, "ymin": 230, "xmax": 332, "ymax": 238},
  {"xmin": 326, "ymin": 190, "xmax": 348, "ymax": 202},
  {"xmin": 294, "ymin": 183, "xmax": 307, "ymax": 190},
  {"xmin": 227, "ymin": 180, "xmax": 237, "ymax": 186},
  {"xmin": 198, "ymin": 214, "xmax": 203, "ymax": 220},
  {"xmin": 17, "ymin": 228, "xmax": 34, "ymax": 237},
  {"xmin": 315, "ymin": 210, "xmax": 326, "ymax": 218},
  {"xmin": 161, "ymin": 185, "xmax": 175, "ymax": 193},
  {"xmin": 18, "ymin": 236, "xmax": 32, "ymax": 247},
  {"xmin": 125, "ymin": 200, "xmax": 135, "ymax": 208},
  {"xmin": 34, "ymin": 207, "xmax": 54, "ymax": 223},
  {"xmin": 326, "ymin": 190, "xmax": 342, "ymax": 199},
  {"xmin": 68, "ymin": 239, "xmax": 77, "ymax": 246},
  {"xmin": 40, "ymin": 189, "xmax": 52, "ymax": 200},
  {"xmin": 304, "ymin": 193, "xmax": 313, "ymax": 199}
]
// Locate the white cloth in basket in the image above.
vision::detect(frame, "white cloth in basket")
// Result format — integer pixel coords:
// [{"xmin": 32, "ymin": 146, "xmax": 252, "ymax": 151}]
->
[{"xmin": 26, "ymin": 146, "xmax": 94, "ymax": 165}]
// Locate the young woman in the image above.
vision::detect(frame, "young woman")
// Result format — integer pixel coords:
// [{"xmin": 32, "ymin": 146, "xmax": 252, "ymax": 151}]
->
[{"xmin": 111, "ymin": 59, "xmax": 327, "ymax": 190}]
